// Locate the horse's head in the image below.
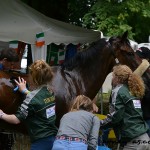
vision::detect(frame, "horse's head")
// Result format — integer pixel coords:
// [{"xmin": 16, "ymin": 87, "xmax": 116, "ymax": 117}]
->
[
  {"xmin": 109, "ymin": 31, "xmax": 150, "ymax": 92},
  {"xmin": 109, "ymin": 31, "xmax": 141, "ymax": 71}
]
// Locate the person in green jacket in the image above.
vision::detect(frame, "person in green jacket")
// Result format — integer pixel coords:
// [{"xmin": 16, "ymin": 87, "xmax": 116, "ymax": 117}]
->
[
  {"xmin": 0, "ymin": 59, "xmax": 58, "ymax": 150},
  {"xmin": 101, "ymin": 64, "xmax": 150, "ymax": 150}
]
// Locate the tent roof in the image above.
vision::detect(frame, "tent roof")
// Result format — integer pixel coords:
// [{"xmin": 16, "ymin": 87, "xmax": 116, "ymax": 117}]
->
[
  {"xmin": 138, "ymin": 43, "xmax": 150, "ymax": 49},
  {"xmin": 0, "ymin": 0, "xmax": 101, "ymax": 45}
]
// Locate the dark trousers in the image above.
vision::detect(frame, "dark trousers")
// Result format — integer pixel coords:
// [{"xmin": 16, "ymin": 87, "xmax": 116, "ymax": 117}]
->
[
  {"xmin": 30, "ymin": 135, "xmax": 55, "ymax": 150},
  {"xmin": 0, "ymin": 132, "xmax": 14, "ymax": 150}
]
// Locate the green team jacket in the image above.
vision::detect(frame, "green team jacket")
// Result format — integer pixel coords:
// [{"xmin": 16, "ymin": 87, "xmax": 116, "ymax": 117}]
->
[
  {"xmin": 102, "ymin": 84, "xmax": 149, "ymax": 142},
  {"xmin": 15, "ymin": 86, "xmax": 58, "ymax": 142}
]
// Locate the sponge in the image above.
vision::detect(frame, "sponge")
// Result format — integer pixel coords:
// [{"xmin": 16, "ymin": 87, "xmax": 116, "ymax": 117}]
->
[{"xmin": 134, "ymin": 59, "xmax": 150, "ymax": 76}]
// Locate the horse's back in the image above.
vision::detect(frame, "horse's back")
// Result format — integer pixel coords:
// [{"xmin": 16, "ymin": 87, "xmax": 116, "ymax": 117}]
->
[
  {"xmin": 0, "ymin": 70, "xmax": 29, "ymax": 133},
  {"xmin": 0, "ymin": 71, "xmax": 26, "ymax": 112}
]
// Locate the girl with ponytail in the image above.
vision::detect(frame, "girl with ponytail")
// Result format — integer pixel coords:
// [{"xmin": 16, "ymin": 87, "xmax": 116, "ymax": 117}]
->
[{"xmin": 101, "ymin": 65, "xmax": 150, "ymax": 150}]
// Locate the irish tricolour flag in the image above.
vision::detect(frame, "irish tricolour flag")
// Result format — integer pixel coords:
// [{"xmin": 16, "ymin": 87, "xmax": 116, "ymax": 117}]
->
[
  {"xmin": 36, "ymin": 32, "xmax": 45, "ymax": 47},
  {"xmin": 9, "ymin": 40, "xmax": 18, "ymax": 52}
]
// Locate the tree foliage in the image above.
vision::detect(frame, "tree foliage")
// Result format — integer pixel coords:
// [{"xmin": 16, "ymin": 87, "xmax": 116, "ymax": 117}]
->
[
  {"xmin": 21, "ymin": 0, "xmax": 149, "ymax": 43},
  {"xmin": 83, "ymin": 0, "xmax": 150, "ymax": 42},
  {"xmin": 21, "ymin": 0, "xmax": 69, "ymax": 22},
  {"xmin": 21, "ymin": 0, "xmax": 96, "ymax": 25},
  {"xmin": 67, "ymin": 0, "xmax": 96, "ymax": 26}
]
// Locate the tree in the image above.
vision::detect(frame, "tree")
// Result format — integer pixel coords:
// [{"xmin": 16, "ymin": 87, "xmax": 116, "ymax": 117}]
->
[
  {"xmin": 67, "ymin": 0, "xmax": 96, "ymax": 26},
  {"xmin": 21, "ymin": 0, "xmax": 69, "ymax": 22},
  {"xmin": 21, "ymin": 0, "xmax": 150, "ymax": 43},
  {"xmin": 83, "ymin": 0, "xmax": 150, "ymax": 43},
  {"xmin": 21, "ymin": 0, "xmax": 96, "ymax": 25}
]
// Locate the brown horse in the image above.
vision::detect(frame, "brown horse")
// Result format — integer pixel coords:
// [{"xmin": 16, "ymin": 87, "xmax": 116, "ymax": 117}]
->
[
  {"xmin": 109, "ymin": 31, "xmax": 150, "ymax": 82},
  {"xmin": 0, "ymin": 32, "xmax": 134, "ymax": 134},
  {"xmin": 109, "ymin": 32, "xmax": 150, "ymax": 127}
]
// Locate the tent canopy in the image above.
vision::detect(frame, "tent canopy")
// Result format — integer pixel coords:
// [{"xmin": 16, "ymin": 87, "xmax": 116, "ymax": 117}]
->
[{"xmin": 0, "ymin": 0, "xmax": 101, "ymax": 45}]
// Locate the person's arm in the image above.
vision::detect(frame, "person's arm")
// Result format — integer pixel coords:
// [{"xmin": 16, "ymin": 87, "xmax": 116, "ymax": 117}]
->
[
  {"xmin": 92, "ymin": 103, "xmax": 99, "ymax": 113},
  {"xmin": 92, "ymin": 96, "xmax": 99, "ymax": 113},
  {"xmin": 88, "ymin": 116, "xmax": 100, "ymax": 150},
  {"xmin": 0, "ymin": 77, "xmax": 31, "ymax": 124},
  {"xmin": 101, "ymin": 92, "xmax": 125, "ymax": 129},
  {"xmin": 0, "ymin": 77, "xmax": 34, "ymax": 124},
  {"xmin": 0, "ymin": 110, "xmax": 20, "ymax": 124}
]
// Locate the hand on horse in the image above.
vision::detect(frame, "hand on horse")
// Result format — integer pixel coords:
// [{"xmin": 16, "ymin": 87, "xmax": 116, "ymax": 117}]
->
[
  {"xmin": 92, "ymin": 103, "xmax": 99, "ymax": 113},
  {"xmin": 0, "ymin": 109, "xmax": 5, "ymax": 119},
  {"xmin": 15, "ymin": 77, "xmax": 27, "ymax": 93}
]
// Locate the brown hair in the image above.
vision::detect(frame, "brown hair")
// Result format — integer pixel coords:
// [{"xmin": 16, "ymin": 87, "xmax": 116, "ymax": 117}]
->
[
  {"xmin": 0, "ymin": 48, "xmax": 19, "ymax": 62},
  {"xmin": 70, "ymin": 95, "xmax": 94, "ymax": 112},
  {"xmin": 113, "ymin": 65, "xmax": 145, "ymax": 98},
  {"xmin": 29, "ymin": 60, "xmax": 53, "ymax": 86}
]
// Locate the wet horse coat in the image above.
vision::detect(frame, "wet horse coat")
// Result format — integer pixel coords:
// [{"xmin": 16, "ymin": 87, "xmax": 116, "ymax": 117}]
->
[{"xmin": 0, "ymin": 32, "xmax": 134, "ymax": 134}]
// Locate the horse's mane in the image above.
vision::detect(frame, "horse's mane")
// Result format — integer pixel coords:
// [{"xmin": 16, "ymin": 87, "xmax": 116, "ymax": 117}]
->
[{"xmin": 61, "ymin": 38, "xmax": 107, "ymax": 71}]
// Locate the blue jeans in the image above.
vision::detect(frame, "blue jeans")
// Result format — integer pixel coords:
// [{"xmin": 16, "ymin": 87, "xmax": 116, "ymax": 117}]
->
[
  {"xmin": 30, "ymin": 135, "xmax": 55, "ymax": 150},
  {"xmin": 52, "ymin": 139, "xmax": 88, "ymax": 150}
]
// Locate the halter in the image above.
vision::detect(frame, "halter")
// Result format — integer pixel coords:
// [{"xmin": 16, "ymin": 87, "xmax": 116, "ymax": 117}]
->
[{"xmin": 106, "ymin": 41, "xmax": 120, "ymax": 64}]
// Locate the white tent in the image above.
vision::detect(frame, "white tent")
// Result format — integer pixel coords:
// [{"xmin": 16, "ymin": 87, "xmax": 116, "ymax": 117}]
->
[
  {"xmin": 138, "ymin": 43, "xmax": 150, "ymax": 49},
  {"xmin": 0, "ymin": 0, "xmax": 100, "ymax": 45},
  {"xmin": 129, "ymin": 40, "xmax": 138, "ymax": 51},
  {"xmin": 0, "ymin": 0, "xmax": 101, "ymax": 60}
]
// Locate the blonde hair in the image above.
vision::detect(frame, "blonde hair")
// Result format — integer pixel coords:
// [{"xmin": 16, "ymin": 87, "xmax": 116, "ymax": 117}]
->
[
  {"xmin": 29, "ymin": 60, "xmax": 53, "ymax": 86},
  {"xmin": 113, "ymin": 65, "xmax": 145, "ymax": 98},
  {"xmin": 70, "ymin": 95, "xmax": 93, "ymax": 112}
]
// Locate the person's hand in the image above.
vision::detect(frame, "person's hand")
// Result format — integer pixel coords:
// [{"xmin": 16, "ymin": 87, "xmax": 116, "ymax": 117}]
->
[
  {"xmin": 15, "ymin": 77, "xmax": 27, "ymax": 93},
  {"xmin": 93, "ymin": 103, "xmax": 99, "ymax": 113},
  {"xmin": 0, "ymin": 109, "xmax": 4, "ymax": 114},
  {"xmin": 0, "ymin": 109, "xmax": 5, "ymax": 119}
]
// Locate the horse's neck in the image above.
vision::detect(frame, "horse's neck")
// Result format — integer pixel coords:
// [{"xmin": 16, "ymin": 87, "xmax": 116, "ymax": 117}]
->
[{"xmin": 73, "ymin": 57, "xmax": 114, "ymax": 98}]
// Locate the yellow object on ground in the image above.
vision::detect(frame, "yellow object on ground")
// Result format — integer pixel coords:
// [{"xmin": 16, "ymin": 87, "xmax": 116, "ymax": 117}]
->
[{"xmin": 95, "ymin": 114, "xmax": 116, "ymax": 139}]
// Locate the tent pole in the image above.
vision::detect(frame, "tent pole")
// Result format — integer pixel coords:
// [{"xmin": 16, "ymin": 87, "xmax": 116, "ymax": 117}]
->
[{"xmin": 100, "ymin": 88, "xmax": 103, "ymax": 114}]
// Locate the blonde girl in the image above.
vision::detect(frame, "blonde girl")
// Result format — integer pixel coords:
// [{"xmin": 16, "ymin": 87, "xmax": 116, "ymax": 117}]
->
[
  {"xmin": 0, "ymin": 60, "xmax": 58, "ymax": 150},
  {"xmin": 52, "ymin": 95, "xmax": 100, "ymax": 150}
]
